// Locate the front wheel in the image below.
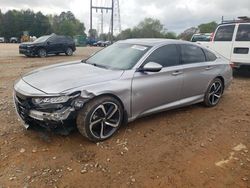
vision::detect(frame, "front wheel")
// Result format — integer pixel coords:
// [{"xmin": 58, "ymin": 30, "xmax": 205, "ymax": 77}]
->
[
  {"xmin": 38, "ymin": 48, "xmax": 47, "ymax": 58},
  {"xmin": 77, "ymin": 96, "xmax": 123, "ymax": 142},
  {"xmin": 204, "ymin": 78, "xmax": 224, "ymax": 107}
]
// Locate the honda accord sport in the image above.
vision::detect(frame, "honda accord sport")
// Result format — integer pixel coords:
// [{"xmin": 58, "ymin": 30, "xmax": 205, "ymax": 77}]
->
[{"xmin": 13, "ymin": 39, "xmax": 233, "ymax": 141}]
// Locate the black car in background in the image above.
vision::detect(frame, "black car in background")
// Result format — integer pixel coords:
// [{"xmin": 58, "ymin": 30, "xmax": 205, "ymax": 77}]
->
[{"xmin": 19, "ymin": 34, "xmax": 76, "ymax": 57}]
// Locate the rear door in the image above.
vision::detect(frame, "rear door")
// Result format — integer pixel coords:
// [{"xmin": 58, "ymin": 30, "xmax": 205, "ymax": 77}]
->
[
  {"xmin": 179, "ymin": 44, "xmax": 217, "ymax": 100},
  {"xmin": 211, "ymin": 24, "xmax": 236, "ymax": 60},
  {"xmin": 132, "ymin": 44, "xmax": 183, "ymax": 117},
  {"xmin": 231, "ymin": 23, "xmax": 250, "ymax": 64}
]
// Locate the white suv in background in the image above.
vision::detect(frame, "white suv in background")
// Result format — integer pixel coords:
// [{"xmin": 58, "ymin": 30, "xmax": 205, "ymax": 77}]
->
[{"xmin": 199, "ymin": 17, "xmax": 250, "ymax": 68}]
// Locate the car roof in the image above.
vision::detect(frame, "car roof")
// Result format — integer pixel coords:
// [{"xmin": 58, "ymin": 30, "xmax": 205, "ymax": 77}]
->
[{"xmin": 118, "ymin": 38, "xmax": 191, "ymax": 47}]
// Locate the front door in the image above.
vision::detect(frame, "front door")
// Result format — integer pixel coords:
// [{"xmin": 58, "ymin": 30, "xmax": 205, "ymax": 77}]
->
[{"xmin": 131, "ymin": 44, "xmax": 183, "ymax": 118}]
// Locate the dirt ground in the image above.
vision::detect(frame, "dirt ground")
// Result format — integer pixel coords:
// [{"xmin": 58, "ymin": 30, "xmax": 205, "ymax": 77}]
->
[{"xmin": 0, "ymin": 44, "xmax": 249, "ymax": 188}]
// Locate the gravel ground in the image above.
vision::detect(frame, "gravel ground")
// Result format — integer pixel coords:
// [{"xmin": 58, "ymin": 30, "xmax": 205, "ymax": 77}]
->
[{"xmin": 0, "ymin": 44, "xmax": 249, "ymax": 188}]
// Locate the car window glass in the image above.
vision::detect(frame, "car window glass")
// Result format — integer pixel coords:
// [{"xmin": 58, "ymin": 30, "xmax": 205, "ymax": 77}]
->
[
  {"xmin": 144, "ymin": 44, "xmax": 179, "ymax": 67},
  {"xmin": 49, "ymin": 36, "xmax": 60, "ymax": 43},
  {"xmin": 180, "ymin": 44, "xmax": 206, "ymax": 64},
  {"xmin": 236, "ymin": 24, "xmax": 250, "ymax": 41},
  {"xmin": 214, "ymin": 25, "xmax": 235, "ymax": 41},
  {"xmin": 204, "ymin": 49, "xmax": 217, "ymax": 62}
]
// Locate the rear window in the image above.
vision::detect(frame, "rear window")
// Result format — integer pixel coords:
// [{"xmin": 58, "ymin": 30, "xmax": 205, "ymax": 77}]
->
[
  {"xmin": 236, "ymin": 24, "xmax": 250, "ymax": 41},
  {"xmin": 180, "ymin": 44, "xmax": 206, "ymax": 64},
  {"xmin": 191, "ymin": 35, "xmax": 211, "ymax": 42},
  {"xmin": 214, "ymin": 25, "xmax": 235, "ymax": 41},
  {"xmin": 203, "ymin": 49, "xmax": 217, "ymax": 61}
]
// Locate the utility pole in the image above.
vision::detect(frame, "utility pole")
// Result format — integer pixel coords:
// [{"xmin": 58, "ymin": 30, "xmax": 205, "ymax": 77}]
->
[
  {"xmin": 90, "ymin": 0, "xmax": 114, "ymax": 41},
  {"xmin": 90, "ymin": 0, "xmax": 92, "ymax": 31}
]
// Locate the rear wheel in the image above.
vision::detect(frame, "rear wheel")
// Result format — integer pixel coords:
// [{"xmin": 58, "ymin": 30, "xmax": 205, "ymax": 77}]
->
[
  {"xmin": 77, "ymin": 96, "xmax": 123, "ymax": 142},
  {"xmin": 65, "ymin": 47, "xmax": 73, "ymax": 56},
  {"xmin": 204, "ymin": 78, "xmax": 224, "ymax": 107},
  {"xmin": 38, "ymin": 48, "xmax": 47, "ymax": 58}
]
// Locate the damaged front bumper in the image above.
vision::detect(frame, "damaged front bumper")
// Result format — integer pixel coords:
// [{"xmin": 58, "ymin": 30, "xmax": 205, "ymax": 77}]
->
[
  {"xmin": 13, "ymin": 89, "xmax": 87, "ymax": 131},
  {"xmin": 29, "ymin": 107, "xmax": 75, "ymax": 122}
]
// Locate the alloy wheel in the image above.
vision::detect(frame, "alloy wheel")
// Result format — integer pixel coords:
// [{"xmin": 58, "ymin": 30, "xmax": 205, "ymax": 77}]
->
[
  {"xmin": 208, "ymin": 80, "xmax": 223, "ymax": 105},
  {"xmin": 89, "ymin": 102, "xmax": 121, "ymax": 139},
  {"xmin": 38, "ymin": 49, "xmax": 46, "ymax": 57}
]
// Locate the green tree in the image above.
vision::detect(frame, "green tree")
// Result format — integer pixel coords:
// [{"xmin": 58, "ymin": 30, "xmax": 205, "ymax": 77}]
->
[
  {"xmin": 0, "ymin": 10, "xmax": 3, "ymax": 36},
  {"xmin": 178, "ymin": 27, "xmax": 199, "ymax": 41},
  {"xmin": 52, "ymin": 11, "xmax": 86, "ymax": 37},
  {"xmin": 116, "ymin": 18, "xmax": 177, "ymax": 40},
  {"xmin": 198, "ymin": 21, "xmax": 218, "ymax": 33},
  {"xmin": 164, "ymin": 32, "xmax": 177, "ymax": 39},
  {"xmin": 88, "ymin": 29, "xmax": 98, "ymax": 39},
  {"xmin": 116, "ymin": 28, "xmax": 133, "ymax": 40},
  {"xmin": 32, "ymin": 12, "xmax": 51, "ymax": 36}
]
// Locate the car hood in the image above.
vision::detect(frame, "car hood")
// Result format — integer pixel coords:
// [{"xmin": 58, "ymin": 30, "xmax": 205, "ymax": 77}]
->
[
  {"xmin": 20, "ymin": 42, "xmax": 43, "ymax": 46},
  {"xmin": 22, "ymin": 61, "xmax": 124, "ymax": 94}
]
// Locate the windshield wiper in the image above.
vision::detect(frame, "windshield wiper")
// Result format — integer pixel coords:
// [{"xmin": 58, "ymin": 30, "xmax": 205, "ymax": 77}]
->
[
  {"xmin": 84, "ymin": 60, "xmax": 109, "ymax": 69},
  {"xmin": 90, "ymin": 63, "xmax": 109, "ymax": 69}
]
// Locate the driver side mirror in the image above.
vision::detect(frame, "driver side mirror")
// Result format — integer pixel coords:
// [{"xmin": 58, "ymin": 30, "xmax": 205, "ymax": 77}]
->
[{"xmin": 137, "ymin": 62, "xmax": 163, "ymax": 72}]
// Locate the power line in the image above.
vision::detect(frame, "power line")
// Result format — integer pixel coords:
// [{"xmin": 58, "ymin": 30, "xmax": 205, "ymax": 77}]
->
[{"xmin": 90, "ymin": 0, "xmax": 121, "ymax": 40}]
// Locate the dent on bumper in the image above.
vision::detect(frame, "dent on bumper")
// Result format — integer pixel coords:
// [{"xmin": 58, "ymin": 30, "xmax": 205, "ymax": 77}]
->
[{"xmin": 29, "ymin": 107, "xmax": 75, "ymax": 122}]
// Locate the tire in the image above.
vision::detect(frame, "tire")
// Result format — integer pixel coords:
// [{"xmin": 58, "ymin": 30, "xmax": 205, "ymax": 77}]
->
[
  {"xmin": 38, "ymin": 48, "xmax": 47, "ymax": 58},
  {"xmin": 77, "ymin": 96, "xmax": 123, "ymax": 142},
  {"xmin": 65, "ymin": 47, "xmax": 73, "ymax": 56},
  {"xmin": 204, "ymin": 78, "xmax": 224, "ymax": 107}
]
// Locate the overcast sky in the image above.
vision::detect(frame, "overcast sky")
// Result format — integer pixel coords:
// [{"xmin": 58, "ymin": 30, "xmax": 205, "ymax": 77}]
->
[{"xmin": 0, "ymin": 0, "xmax": 250, "ymax": 34}]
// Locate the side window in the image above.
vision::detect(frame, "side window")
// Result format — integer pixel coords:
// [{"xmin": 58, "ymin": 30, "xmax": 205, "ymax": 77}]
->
[
  {"xmin": 214, "ymin": 25, "xmax": 235, "ymax": 41},
  {"xmin": 144, "ymin": 44, "xmax": 179, "ymax": 67},
  {"xmin": 180, "ymin": 44, "xmax": 206, "ymax": 64},
  {"xmin": 204, "ymin": 49, "xmax": 217, "ymax": 62},
  {"xmin": 49, "ymin": 36, "xmax": 60, "ymax": 43},
  {"xmin": 236, "ymin": 24, "xmax": 250, "ymax": 41}
]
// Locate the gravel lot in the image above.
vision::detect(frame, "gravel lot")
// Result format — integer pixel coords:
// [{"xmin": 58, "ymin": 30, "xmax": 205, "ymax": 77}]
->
[{"xmin": 0, "ymin": 44, "xmax": 249, "ymax": 188}]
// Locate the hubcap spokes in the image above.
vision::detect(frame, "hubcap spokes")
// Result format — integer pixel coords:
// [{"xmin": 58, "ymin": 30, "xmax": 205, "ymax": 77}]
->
[
  {"xmin": 89, "ymin": 102, "xmax": 120, "ymax": 139},
  {"xmin": 208, "ymin": 81, "xmax": 222, "ymax": 105}
]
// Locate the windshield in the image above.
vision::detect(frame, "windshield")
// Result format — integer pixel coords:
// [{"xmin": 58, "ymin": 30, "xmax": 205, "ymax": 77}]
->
[
  {"xmin": 34, "ymin": 35, "xmax": 50, "ymax": 43},
  {"xmin": 86, "ymin": 43, "xmax": 151, "ymax": 70}
]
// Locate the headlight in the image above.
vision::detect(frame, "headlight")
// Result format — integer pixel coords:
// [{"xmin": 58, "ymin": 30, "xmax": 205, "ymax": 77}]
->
[{"xmin": 32, "ymin": 96, "xmax": 70, "ymax": 105}]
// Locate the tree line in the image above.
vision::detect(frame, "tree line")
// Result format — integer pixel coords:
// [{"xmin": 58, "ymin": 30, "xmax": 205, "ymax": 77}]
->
[
  {"xmin": 0, "ymin": 9, "xmax": 86, "ymax": 40},
  {"xmin": 0, "ymin": 9, "xmax": 218, "ymax": 41}
]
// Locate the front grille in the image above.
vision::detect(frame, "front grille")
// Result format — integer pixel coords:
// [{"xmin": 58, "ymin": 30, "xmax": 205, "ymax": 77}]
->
[{"xmin": 14, "ymin": 92, "xmax": 30, "ymax": 121}]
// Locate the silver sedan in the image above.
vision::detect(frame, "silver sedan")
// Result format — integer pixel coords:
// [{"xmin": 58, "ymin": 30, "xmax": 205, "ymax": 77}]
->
[{"xmin": 13, "ymin": 39, "xmax": 233, "ymax": 141}]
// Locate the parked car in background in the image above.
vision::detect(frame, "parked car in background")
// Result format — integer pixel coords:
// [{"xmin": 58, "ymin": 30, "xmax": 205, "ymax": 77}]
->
[
  {"xmin": 191, "ymin": 33, "xmax": 212, "ymax": 42},
  {"xmin": 86, "ymin": 38, "xmax": 97, "ymax": 46},
  {"xmin": 19, "ymin": 34, "xmax": 76, "ymax": 57},
  {"xmin": 198, "ymin": 17, "xmax": 250, "ymax": 68},
  {"xmin": 93, "ymin": 40, "xmax": 111, "ymax": 47},
  {"xmin": 10, "ymin": 37, "xmax": 19, "ymax": 43},
  {"xmin": 0, "ymin": 37, "xmax": 5, "ymax": 43},
  {"xmin": 13, "ymin": 39, "xmax": 233, "ymax": 142}
]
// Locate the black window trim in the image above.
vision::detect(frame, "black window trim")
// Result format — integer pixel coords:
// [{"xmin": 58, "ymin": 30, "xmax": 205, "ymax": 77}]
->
[{"xmin": 202, "ymin": 48, "xmax": 217, "ymax": 62}]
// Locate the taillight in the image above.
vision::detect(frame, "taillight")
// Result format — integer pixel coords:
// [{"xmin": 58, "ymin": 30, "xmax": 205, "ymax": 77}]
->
[
  {"xmin": 229, "ymin": 62, "xmax": 235, "ymax": 68},
  {"xmin": 210, "ymin": 32, "xmax": 214, "ymax": 41}
]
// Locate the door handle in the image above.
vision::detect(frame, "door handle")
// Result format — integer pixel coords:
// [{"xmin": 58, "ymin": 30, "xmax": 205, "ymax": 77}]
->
[
  {"xmin": 205, "ymin": 66, "xmax": 214, "ymax": 70},
  {"xmin": 172, "ymin": 70, "xmax": 183, "ymax": 76}
]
